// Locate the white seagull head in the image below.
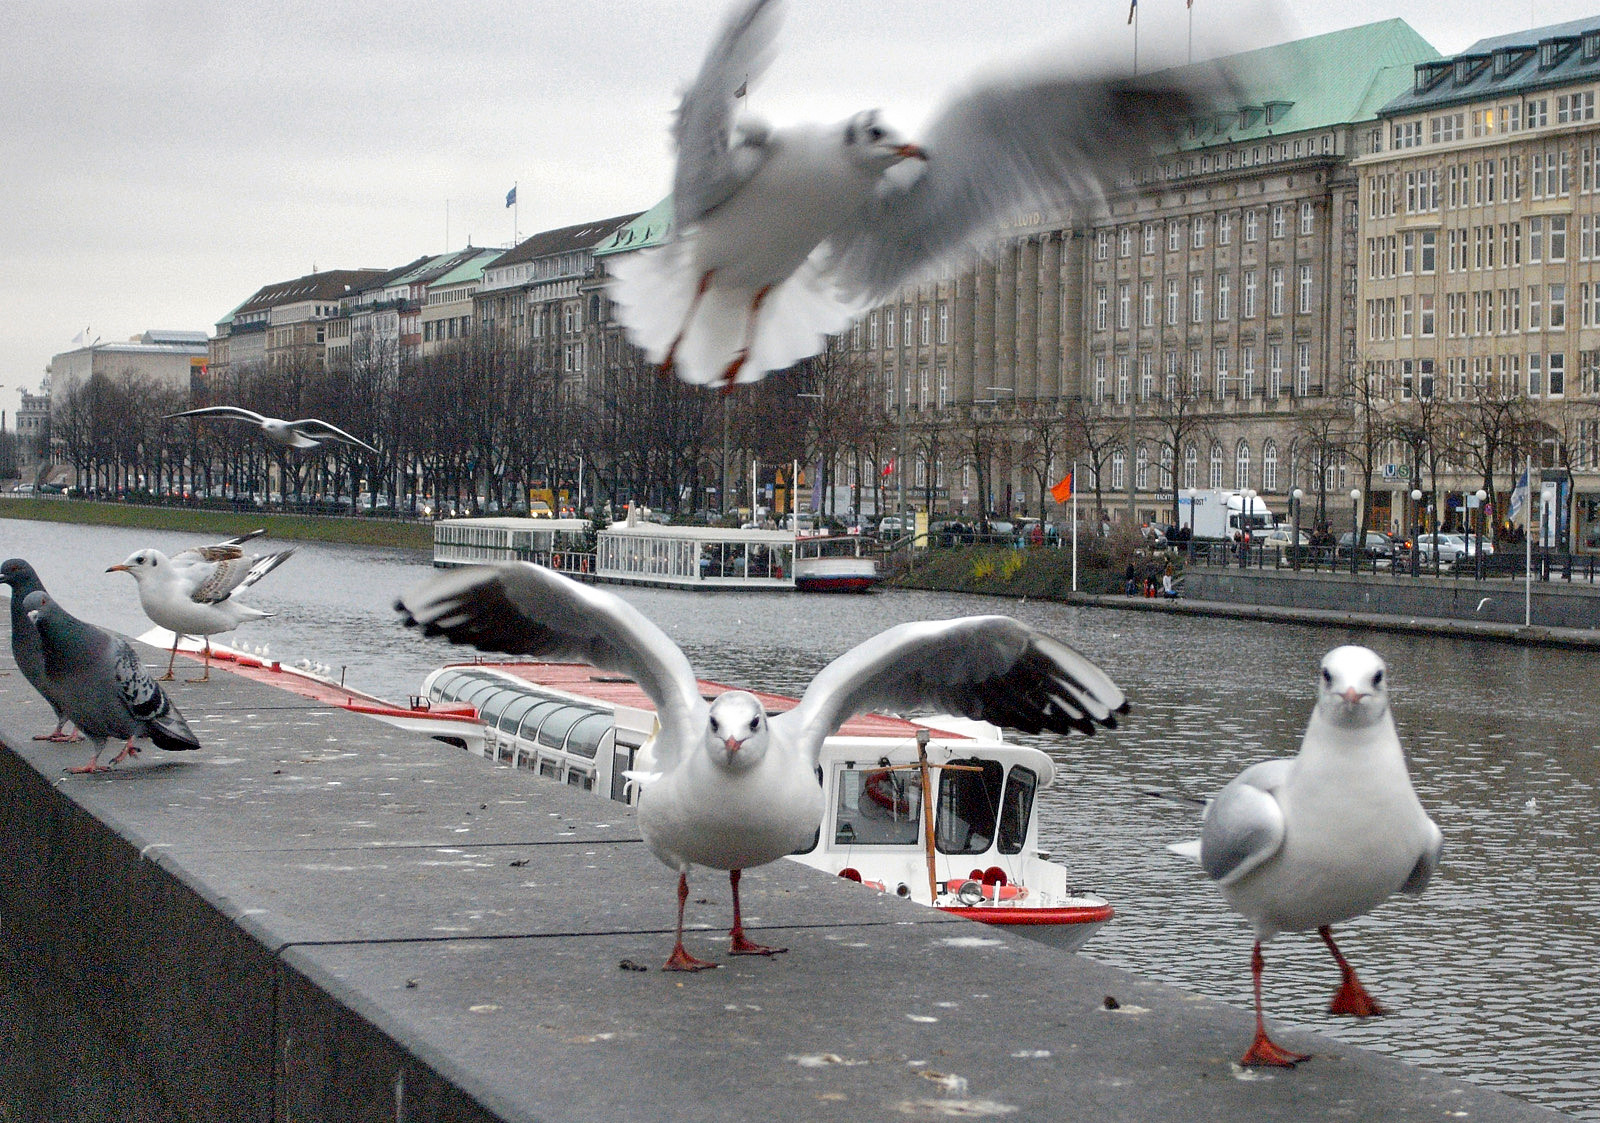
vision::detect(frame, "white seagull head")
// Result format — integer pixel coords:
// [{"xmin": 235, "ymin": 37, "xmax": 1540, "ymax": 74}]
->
[
  {"xmin": 1315, "ymin": 645, "xmax": 1390, "ymax": 730},
  {"xmin": 704, "ymin": 690, "xmax": 770, "ymax": 768},
  {"xmin": 840, "ymin": 109, "xmax": 926, "ymax": 175},
  {"xmin": 106, "ymin": 549, "xmax": 166, "ymax": 582}
]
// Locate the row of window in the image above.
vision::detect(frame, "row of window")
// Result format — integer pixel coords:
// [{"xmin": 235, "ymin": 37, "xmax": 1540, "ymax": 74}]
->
[
  {"xmin": 851, "ymin": 301, "xmax": 950, "ymax": 351},
  {"xmin": 1148, "ymin": 133, "xmax": 1337, "ymax": 182},
  {"xmin": 422, "ymin": 315, "xmax": 471, "ymax": 343},
  {"xmin": 1368, "ymin": 350, "xmax": 1587, "ymax": 401},
  {"xmin": 1085, "ymin": 438, "xmax": 1285, "ymax": 494},
  {"xmin": 1088, "ymin": 344, "xmax": 1317, "ymax": 404},
  {"xmin": 881, "ymin": 365, "xmax": 950, "ymax": 411},
  {"xmin": 1094, "ymin": 203, "xmax": 1314, "ymax": 261},
  {"xmin": 1364, "ymin": 280, "xmax": 1600, "ymax": 340},
  {"xmin": 1387, "ymin": 89, "xmax": 1597, "ymax": 154},
  {"xmin": 1094, "ymin": 265, "xmax": 1314, "ymax": 331}
]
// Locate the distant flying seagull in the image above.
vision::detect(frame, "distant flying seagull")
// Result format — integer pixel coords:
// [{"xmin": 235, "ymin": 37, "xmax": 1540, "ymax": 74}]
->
[
  {"xmin": 1178, "ymin": 646, "xmax": 1442, "ymax": 1068},
  {"xmin": 0, "ymin": 558, "xmax": 82, "ymax": 742},
  {"xmin": 22, "ymin": 591, "xmax": 201, "ymax": 775},
  {"xmin": 167, "ymin": 406, "xmax": 379, "ymax": 454},
  {"xmin": 609, "ymin": 0, "xmax": 1222, "ymax": 389},
  {"xmin": 397, "ymin": 562, "xmax": 1128, "ymax": 970},
  {"xmin": 107, "ymin": 529, "xmax": 296, "ymax": 682}
]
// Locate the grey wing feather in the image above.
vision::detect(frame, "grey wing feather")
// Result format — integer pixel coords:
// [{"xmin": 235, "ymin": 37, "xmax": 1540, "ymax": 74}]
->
[
  {"xmin": 290, "ymin": 419, "xmax": 378, "ymax": 454},
  {"xmin": 773, "ymin": 615, "xmax": 1126, "ymax": 763},
  {"xmin": 1199, "ymin": 759, "xmax": 1291, "ymax": 885},
  {"xmin": 166, "ymin": 405, "xmax": 269, "ymax": 425},
  {"xmin": 397, "ymin": 563, "xmax": 706, "ymax": 768},
  {"xmin": 1401, "ymin": 818, "xmax": 1443, "ymax": 896},
  {"xmin": 672, "ymin": 0, "xmax": 783, "ymax": 225},
  {"xmin": 826, "ymin": 69, "xmax": 1222, "ymax": 301}
]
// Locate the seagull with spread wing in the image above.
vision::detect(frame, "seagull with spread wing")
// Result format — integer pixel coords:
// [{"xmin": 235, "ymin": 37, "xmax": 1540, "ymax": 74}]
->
[
  {"xmin": 609, "ymin": 0, "xmax": 1224, "ymax": 389},
  {"xmin": 167, "ymin": 405, "xmax": 378, "ymax": 454},
  {"xmin": 398, "ymin": 562, "xmax": 1127, "ymax": 970},
  {"xmin": 107, "ymin": 529, "xmax": 296, "ymax": 682}
]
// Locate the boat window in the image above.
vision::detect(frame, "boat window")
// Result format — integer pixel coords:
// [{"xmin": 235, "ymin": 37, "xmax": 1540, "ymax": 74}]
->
[
  {"xmin": 833, "ymin": 766, "xmax": 922, "ymax": 846},
  {"xmin": 538, "ymin": 705, "xmax": 595, "ymax": 750},
  {"xmin": 935, "ymin": 758, "xmax": 1004, "ymax": 856},
  {"xmin": 478, "ymin": 689, "xmax": 519, "ymax": 724},
  {"xmin": 495, "ymin": 695, "xmax": 540, "ymax": 733},
  {"xmin": 563, "ymin": 712, "xmax": 612, "ymax": 759},
  {"xmin": 432, "ymin": 670, "xmax": 476, "ymax": 701},
  {"xmin": 997, "ymin": 766, "xmax": 1038, "ymax": 855},
  {"xmin": 456, "ymin": 679, "xmax": 504, "ymax": 709},
  {"xmin": 515, "ymin": 700, "xmax": 566, "ymax": 740}
]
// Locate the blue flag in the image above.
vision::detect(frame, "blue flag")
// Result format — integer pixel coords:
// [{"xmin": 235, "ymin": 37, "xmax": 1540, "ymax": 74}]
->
[
  {"xmin": 505, "ymin": 186, "xmax": 517, "ymax": 208},
  {"xmin": 1508, "ymin": 468, "xmax": 1529, "ymax": 523}
]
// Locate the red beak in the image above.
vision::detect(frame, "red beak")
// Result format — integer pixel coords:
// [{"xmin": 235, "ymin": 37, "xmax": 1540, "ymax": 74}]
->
[
  {"xmin": 724, "ymin": 737, "xmax": 742, "ymax": 754},
  {"xmin": 896, "ymin": 143, "xmax": 927, "ymax": 161},
  {"xmin": 1341, "ymin": 687, "xmax": 1363, "ymax": 704}
]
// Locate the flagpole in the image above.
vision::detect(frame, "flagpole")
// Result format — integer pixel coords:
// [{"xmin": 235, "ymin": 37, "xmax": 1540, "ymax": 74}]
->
[
  {"xmin": 1525, "ymin": 451, "xmax": 1533, "ymax": 626},
  {"xmin": 1132, "ymin": 2, "xmax": 1139, "ymax": 75},
  {"xmin": 513, "ymin": 181, "xmax": 519, "ymax": 244},
  {"xmin": 1071, "ymin": 460, "xmax": 1080, "ymax": 593}
]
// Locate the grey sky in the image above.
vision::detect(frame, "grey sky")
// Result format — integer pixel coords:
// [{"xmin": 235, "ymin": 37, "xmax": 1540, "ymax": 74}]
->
[{"xmin": 1, "ymin": 0, "xmax": 1588, "ymax": 402}]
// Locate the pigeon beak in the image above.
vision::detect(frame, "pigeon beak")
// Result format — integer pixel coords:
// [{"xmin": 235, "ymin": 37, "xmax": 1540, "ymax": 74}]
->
[
  {"xmin": 1341, "ymin": 687, "xmax": 1364, "ymax": 704},
  {"xmin": 105, "ymin": 564, "xmax": 130, "ymax": 573},
  {"xmin": 895, "ymin": 143, "xmax": 927, "ymax": 162}
]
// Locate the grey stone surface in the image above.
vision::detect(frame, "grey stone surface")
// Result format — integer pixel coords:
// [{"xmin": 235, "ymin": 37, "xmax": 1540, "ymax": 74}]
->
[{"xmin": 0, "ymin": 622, "xmax": 1571, "ymax": 1121}]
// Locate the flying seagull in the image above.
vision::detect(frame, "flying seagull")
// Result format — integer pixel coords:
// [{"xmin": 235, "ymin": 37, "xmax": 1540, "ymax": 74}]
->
[
  {"xmin": 1178, "ymin": 645, "xmax": 1442, "ymax": 1068},
  {"xmin": 608, "ymin": 0, "xmax": 1222, "ymax": 389},
  {"xmin": 22, "ymin": 591, "xmax": 201, "ymax": 775},
  {"xmin": 107, "ymin": 529, "xmax": 296, "ymax": 682},
  {"xmin": 167, "ymin": 406, "xmax": 379, "ymax": 454},
  {"xmin": 397, "ymin": 562, "xmax": 1128, "ymax": 970},
  {"xmin": 0, "ymin": 558, "xmax": 82, "ymax": 742}
]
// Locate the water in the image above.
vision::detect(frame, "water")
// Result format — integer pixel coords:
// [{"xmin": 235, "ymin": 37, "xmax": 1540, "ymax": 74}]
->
[{"xmin": 4, "ymin": 518, "xmax": 1597, "ymax": 1118}]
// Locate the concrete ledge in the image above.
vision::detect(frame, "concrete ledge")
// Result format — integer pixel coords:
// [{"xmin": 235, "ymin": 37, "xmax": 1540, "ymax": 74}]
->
[{"xmin": 0, "ymin": 627, "xmax": 1569, "ymax": 1121}]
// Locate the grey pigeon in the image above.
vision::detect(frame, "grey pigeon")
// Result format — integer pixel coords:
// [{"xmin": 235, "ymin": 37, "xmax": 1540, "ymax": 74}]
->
[
  {"xmin": 22, "ymin": 591, "xmax": 201, "ymax": 774},
  {"xmin": 0, "ymin": 558, "xmax": 81, "ymax": 742}
]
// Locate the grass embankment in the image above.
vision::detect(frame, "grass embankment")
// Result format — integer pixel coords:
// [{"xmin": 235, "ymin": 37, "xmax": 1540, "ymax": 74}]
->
[
  {"xmin": 0, "ymin": 499, "xmax": 433, "ymax": 551},
  {"xmin": 892, "ymin": 546, "xmax": 1138, "ymax": 598}
]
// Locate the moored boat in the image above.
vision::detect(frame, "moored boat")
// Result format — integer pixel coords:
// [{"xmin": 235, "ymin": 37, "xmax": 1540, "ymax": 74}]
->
[{"xmin": 793, "ymin": 535, "xmax": 880, "ymax": 593}]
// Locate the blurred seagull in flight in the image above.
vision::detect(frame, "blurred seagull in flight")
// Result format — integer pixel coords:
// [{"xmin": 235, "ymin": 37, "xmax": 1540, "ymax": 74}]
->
[
  {"xmin": 168, "ymin": 406, "xmax": 379, "ymax": 454},
  {"xmin": 397, "ymin": 562, "xmax": 1128, "ymax": 970},
  {"xmin": 609, "ymin": 0, "xmax": 1226, "ymax": 389}
]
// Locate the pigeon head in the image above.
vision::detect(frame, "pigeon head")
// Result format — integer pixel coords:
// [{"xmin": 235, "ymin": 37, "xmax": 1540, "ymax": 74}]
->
[
  {"xmin": 1315, "ymin": 645, "xmax": 1389, "ymax": 728},
  {"xmin": 106, "ymin": 550, "xmax": 165, "ymax": 579},
  {"xmin": 841, "ymin": 109, "xmax": 925, "ymax": 173},
  {"xmin": 19, "ymin": 590, "xmax": 51, "ymax": 622},
  {"xmin": 0, "ymin": 557, "xmax": 41, "ymax": 592},
  {"xmin": 704, "ymin": 690, "xmax": 770, "ymax": 767}
]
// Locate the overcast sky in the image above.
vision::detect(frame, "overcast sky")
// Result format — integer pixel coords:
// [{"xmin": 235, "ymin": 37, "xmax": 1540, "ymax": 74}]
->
[{"xmin": 1, "ymin": 0, "xmax": 1590, "ymax": 406}]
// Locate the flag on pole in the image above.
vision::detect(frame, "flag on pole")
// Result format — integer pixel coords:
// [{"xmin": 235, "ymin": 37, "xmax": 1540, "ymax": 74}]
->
[
  {"xmin": 505, "ymin": 185, "xmax": 517, "ymax": 208},
  {"xmin": 1050, "ymin": 473, "xmax": 1074, "ymax": 504},
  {"xmin": 1128, "ymin": 0, "xmax": 1137, "ymax": 23},
  {"xmin": 881, "ymin": 458, "xmax": 896, "ymax": 478},
  {"xmin": 1508, "ymin": 468, "xmax": 1529, "ymax": 523}
]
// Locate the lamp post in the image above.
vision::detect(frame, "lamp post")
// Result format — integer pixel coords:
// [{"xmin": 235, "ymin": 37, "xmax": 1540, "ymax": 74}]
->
[
  {"xmin": 1410, "ymin": 487, "xmax": 1423, "ymax": 577},
  {"xmin": 1474, "ymin": 487, "xmax": 1487, "ymax": 581},
  {"xmin": 1350, "ymin": 488, "xmax": 1363, "ymax": 575},
  {"xmin": 797, "ymin": 391, "xmax": 824, "ymax": 521},
  {"xmin": 1239, "ymin": 487, "xmax": 1256, "ymax": 568},
  {"xmin": 1290, "ymin": 487, "xmax": 1304, "ymax": 572}
]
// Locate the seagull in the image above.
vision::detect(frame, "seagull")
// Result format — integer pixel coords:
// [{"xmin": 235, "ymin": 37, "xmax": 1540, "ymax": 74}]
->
[
  {"xmin": 107, "ymin": 529, "xmax": 296, "ymax": 682},
  {"xmin": 397, "ymin": 562, "xmax": 1128, "ymax": 970},
  {"xmin": 608, "ymin": 0, "xmax": 1221, "ymax": 389},
  {"xmin": 167, "ymin": 406, "xmax": 379, "ymax": 454},
  {"xmin": 1184, "ymin": 645, "xmax": 1442, "ymax": 1068},
  {"xmin": 0, "ymin": 558, "xmax": 82, "ymax": 742},
  {"xmin": 21, "ymin": 591, "xmax": 201, "ymax": 775}
]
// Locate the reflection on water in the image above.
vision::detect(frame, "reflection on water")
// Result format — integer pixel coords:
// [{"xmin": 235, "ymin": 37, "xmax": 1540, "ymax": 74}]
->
[{"xmin": 3, "ymin": 518, "xmax": 1596, "ymax": 1117}]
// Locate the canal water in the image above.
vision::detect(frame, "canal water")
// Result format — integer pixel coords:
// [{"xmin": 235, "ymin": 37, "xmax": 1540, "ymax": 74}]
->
[{"xmin": 4, "ymin": 518, "xmax": 1596, "ymax": 1118}]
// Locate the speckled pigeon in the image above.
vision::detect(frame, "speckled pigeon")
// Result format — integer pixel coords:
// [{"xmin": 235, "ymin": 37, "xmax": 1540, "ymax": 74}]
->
[
  {"xmin": 22, "ymin": 590, "xmax": 201, "ymax": 774},
  {"xmin": 0, "ymin": 558, "xmax": 81, "ymax": 742}
]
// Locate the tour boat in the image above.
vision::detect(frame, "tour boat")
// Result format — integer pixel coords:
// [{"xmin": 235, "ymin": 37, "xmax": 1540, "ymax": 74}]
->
[
  {"xmin": 793, "ymin": 535, "xmax": 880, "ymax": 593},
  {"xmin": 414, "ymin": 660, "xmax": 1113, "ymax": 951}
]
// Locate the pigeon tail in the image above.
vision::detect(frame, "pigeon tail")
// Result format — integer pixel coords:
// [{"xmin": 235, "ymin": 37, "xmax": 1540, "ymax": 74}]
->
[{"xmin": 147, "ymin": 707, "xmax": 201, "ymax": 753}]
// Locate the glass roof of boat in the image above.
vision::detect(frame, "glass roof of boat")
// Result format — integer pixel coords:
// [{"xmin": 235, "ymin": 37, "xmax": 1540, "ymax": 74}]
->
[{"xmin": 427, "ymin": 668, "xmax": 614, "ymax": 760}]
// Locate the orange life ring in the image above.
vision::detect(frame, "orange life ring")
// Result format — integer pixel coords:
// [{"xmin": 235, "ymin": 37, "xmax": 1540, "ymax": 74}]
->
[
  {"xmin": 863, "ymin": 769, "xmax": 914, "ymax": 815},
  {"xmin": 945, "ymin": 879, "xmax": 1025, "ymax": 902},
  {"xmin": 551, "ymin": 554, "xmax": 562, "ymax": 570}
]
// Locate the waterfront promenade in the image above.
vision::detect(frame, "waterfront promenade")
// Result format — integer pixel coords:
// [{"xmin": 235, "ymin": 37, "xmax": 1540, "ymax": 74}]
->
[{"xmin": 0, "ymin": 624, "xmax": 1567, "ymax": 1121}]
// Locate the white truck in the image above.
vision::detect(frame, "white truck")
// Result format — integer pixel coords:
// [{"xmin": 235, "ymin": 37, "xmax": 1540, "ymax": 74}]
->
[{"xmin": 1177, "ymin": 489, "xmax": 1278, "ymax": 541}]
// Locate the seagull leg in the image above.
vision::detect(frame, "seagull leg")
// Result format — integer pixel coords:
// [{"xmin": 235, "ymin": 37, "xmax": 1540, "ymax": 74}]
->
[
  {"xmin": 187, "ymin": 638, "xmax": 212, "ymax": 683},
  {"xmin": 727, "ymin": 869, "xmax": 787, "ymax": 956},
  {"xmin": 660, "ymin": 270, "xmax": 716, "ymax": 379},
  {"xmin": 663, "ymin": 872, "xmax": 718, "ymax": 972},
  {"xmin": 160, "ymin": 634, "xmax": 180, "ymax": 681},
  {"xmin": 720, "ymin": 284, "xmax": 775, "ymax": 392},
  {"xmin": 1320, "ymin": 926, "xmax": 1389, "ymax": 1017},
  {"xmin": 1240, "ymin": 941, "xmax": 1311, "ymax": 1068}
]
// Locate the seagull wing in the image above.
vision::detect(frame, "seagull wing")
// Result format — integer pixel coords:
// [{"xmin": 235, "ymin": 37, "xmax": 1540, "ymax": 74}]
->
[
  {"xmin": 289, "ymin": 418, "xmax": 379, "ymax": 455},
  {"xmin": 1199, "ymin": 759, "xmax": 1292, "ymax": 886},
  {"xmin": 825, "ymin": 69, "xmax": 1217, "ymax": 301},
  {"xmin": 396, "ymin": 563, "xmax": 706, "ymax": 768},
  {"xmin": 166, "ymin": 405, "xmax": 271, "ymax": 426},
  {"xmin": 773, "ymin": 615, "xmax": 1127, "ymax": 764},
  {"xmin": 1400, "ymin": 817, "xmax": 1444, "ymax": 896},
  {"xmin": 672, "ymin": 0, "xmax": 783, "ymax": 225}
]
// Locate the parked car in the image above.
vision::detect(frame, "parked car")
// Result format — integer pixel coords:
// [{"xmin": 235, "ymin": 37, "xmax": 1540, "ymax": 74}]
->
[
  {"xmin": 1415, "ymin": 532, "xmax": 1469, "ymax": 564},
  {"xmin": 1260, "ymin": 527, "xmax": 1311, "ymax": 548},
  {"xmin": 1337, "ymin": 531, "xmax": 1399, "ymax": 561}
]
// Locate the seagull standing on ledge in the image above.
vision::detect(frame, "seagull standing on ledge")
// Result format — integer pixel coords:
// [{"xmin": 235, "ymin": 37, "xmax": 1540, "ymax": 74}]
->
[
  {"xmin": 107, "ymin": 529, "xmax": 296, "ymax": 682},
  {"xmin": 398, "ymin": 563, "xmax": 1128, "ymax": 970},
  {"xmin": 167, "ymin": 406, "xmax": 379, "ymax": 454},
  {"xmin": 609, "ymin": 0, "xmax": 1223, "ymax": 389},
  {"xmin": 1190, "ymin": 645, "xmax": 1442, "ymax": 1068}
]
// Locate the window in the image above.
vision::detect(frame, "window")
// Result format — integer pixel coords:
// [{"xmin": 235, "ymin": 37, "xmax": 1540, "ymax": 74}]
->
[
  {"xmin": 1117, "ymin": 283, "xmax": 1131, "ymax": 330},
  {"xmin": 1550, "ymin": 352, "xmax": 1566, "ymax": 396},
  {"xmin": 1215, "ymin": 273, "xmax": 1231, "ymax": 320},
  {"xmin": 1095, "ymin": 231, "xmax": 1111, "ymax": 260},
  {"xmin": 836, "ymin": 766, "xmax": 921, "ymax": 847},
  {"xmin": 1297, "ymin": 264, "xmax": 1314, "ymax": 313},
  {"xmin": 1192, "ymin": 216, "xmax": 1207, "ymax": 249},
  {"xmin": 1235, "ymin": 441, "xmax": 1252, "ymax": 490},
  {"xmin": 1550, "ymin": 215, "xmax": 1568, "ymax": 261},
  {"xmin": 1401, "ymin": 295, "xmax": 1414, "ymax": 337},
  {"xmin": 1111, "ymin": 449, "xmax": 1126, "ymax": 491},
  {"xmin": 1299, "ymin": 200, "xmax": 1314, "ymax": 235},
  {"xmin": 1189, "ymin": 349, "xmax": 1204, "ymax": 396},
  {"xmin": 1168, "ymin": 220, "xmax": 1183, "ymax": 252},
  {"xmin": 1242, "ymin": 270, "xmax": 1258, "ymax": 318},
  {"xmin": 1136, "ymin": 444, "xmax": 1150, "ymax": 490},
  {"xmin": 1116, "ymin": 356, "xmax": 1131, "ymax": 404},
  {"xmin": 937, "ymin": 301, "xmax": 949, "ymax": 344},
  {"xmin": 1139, "ymin": 353, "xmax": 1155, "ymax": 400},
  {"xmin": 1244, "ymin": 210, "xmax": 1260, "ymax": 241},
  {"xmin": 919, "ymin": 304, "xmax": 931, "ymax": 345},
  {"xmin": 1296, "ymin": 343, "xmax": 1312, "ymax": 396},
  {"xmin": 1141, "ymin": 281, "xmax": 1155, "ymax": 328},
  {"xmin": 1551, "ymin": 283, "xmax": 1567, "ymax": 330},
  {"xmin": 1420, "ymin": 230, "xmax": 1436, "ymax": 273},
  {"xmin": 1143, "ymin": 225, "xmax": 1158, "ymax": 255},
  {"xmin": 937, "ymin": 364, "xmax": 949, "ymax": 407},
  {"xmin": 1419, "ymin": 293, "xmax": 1435, "ymax": 337},
  {"xmin": 867, "ymin": 311, "xmax": 879, "ymax": 349},
  {"xmin": 1529, "ymin": 352, "xmax": 1543, "ymax": 396},
  {"xmin": 1530, "ymin": 285, "xmax": 1543, "ymax": 330},
  {"xmin": 1240, "ymin": 349, "xmax": 1255, "ymax": 399},
  {"xmin": 1183, "ymin": 443, "xmax": 1199, "ymax": 489},
  {"xmin": 1262, "ymin": 439, "xmax": 1279, "ymax": 491},
  {"xmin": 1214, "ymin": 348, "xmax": 1230, "ymax": 399},
  {"xmin": 885, "ymin": 310, "xmax": 896, "ymax": 348},
  {"xmin": 1271, "ymin": 205, "xmax": 1286, "ymax": 238},
  {"xmin": 1093, "ymin": 356, "xmax": 1106, "ymax": 402},
  {"xmin": 1119, "ymin": 227, "xmax": 1133, "ymax": 257},
  {"xmin": 1209, "ymin": 443, "xmax": 1224, "ymax": 489},
  {"xmin": 996, "ymin": 766, "xmax": 1038, "ymax": 855},
  {"xmin": 1269, "ymin": 267, "xmax": 1284, "ymax": 315},
  {"xmin": 1269, "ymin": 344, "xmax": 1283, "ymax": 399},
  {"xmin": 1165, "ymin": 278, "xmax": 1180, "ymax": 325},
  {"xmin": 1529, "ymin": 216, "xmax": 1544, "ymax": 262},
  {"xmin": 1094, "ymin": 285, "xmax": 1108, "ymax": 332},
  {"xmin": 1191, "ymin": 276, "xmax": 1205, "ymax": 323},
  {"xmin": 1218, "ymin": 213, "xmax": 1233, "ymax": 245}
]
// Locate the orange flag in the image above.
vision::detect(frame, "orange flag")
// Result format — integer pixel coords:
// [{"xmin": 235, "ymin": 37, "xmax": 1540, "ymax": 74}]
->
[{"xmin": 1050, "ymin": 474, "xmax": 1073, "ymax": 504}]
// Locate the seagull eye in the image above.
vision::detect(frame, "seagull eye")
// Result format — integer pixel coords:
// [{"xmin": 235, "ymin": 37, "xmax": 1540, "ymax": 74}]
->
[
  {"xmin": 709, "ymin": 717, "xmax": 719, "ymax": 733},
  {"xmin": 748, "ymin": 716, "xmax": 760, "ymax": 732},
  {"xmin": 867, "ymin": 126, "xmax": 884, "ymax": 142},
  {"xmin": 1321, "ymin": 668, "xmax": 1333, "ymax": 686},
  {"xmin": 1372, "ymin": 670, "xmax": 1384, "ymax": 686}
]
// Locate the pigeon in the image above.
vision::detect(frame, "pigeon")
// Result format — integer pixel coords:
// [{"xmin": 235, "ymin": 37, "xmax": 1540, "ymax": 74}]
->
[
  {"xmin": 1185, "ymin": 645, "xmax": 1442, "ymax": 1068},
  {"xmin": 107, "ymin": 529, "xmax": 296, "ymax": 682},
  {"xmin": 397, "ymin": 562, "xmax": 1128, "ymax": 970},
  {"xmin": 167, "ymin": 405, "xmax": 379, "ymax": 454},
  {"xmin": 608, "ymin": 0, "xmax": 1221, "ymax": 389},
  {"xmin": 22, "ymin": 591, "xmax": 201, "ymax": 775},
  {"xmin": 0, "ymin": 558, "xmax": 82, "ymax": 742}
]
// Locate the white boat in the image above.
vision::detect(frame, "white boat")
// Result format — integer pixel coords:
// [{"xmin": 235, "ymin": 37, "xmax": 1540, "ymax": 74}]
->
[
  {"xmin": 595, "ymin": 523, "xmax": 796, "ymax": 590},
  {"xmin": 413, "ymin": 661, "xmax": 1113, "ymax": 951},
  {"xmin": 433, "ymin": 517, "xmax": 593, "ymax": 573},
  {"xmin": 793, "ymin": 535, "xmax": 880, "ymax": 593}
]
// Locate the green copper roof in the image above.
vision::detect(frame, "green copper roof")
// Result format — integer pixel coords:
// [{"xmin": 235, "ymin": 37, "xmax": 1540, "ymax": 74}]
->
[
  {"xmin": 1382, "ymin": 14, "xmax": 1600, "ymax": 116},
  {"xmin": 428, "ymin": 247, "xmax": 504, "ymax": 288},
  {"xmin": 1165, "ymin": 19, "xmax": 1440, "ymax": 149},
  {"xmin": 592, "ymin": 195, "xmax": 673, "ymax": 257}
]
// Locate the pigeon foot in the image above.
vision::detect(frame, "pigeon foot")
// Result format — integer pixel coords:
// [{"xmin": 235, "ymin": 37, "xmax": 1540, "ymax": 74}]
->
[
  {"xmin": 663, "ymin": 942, "xmax": 719, "ymax": 972},
  {"xmin": 66, "ymin": 762, "xmax": 111, "ymax": 775}
]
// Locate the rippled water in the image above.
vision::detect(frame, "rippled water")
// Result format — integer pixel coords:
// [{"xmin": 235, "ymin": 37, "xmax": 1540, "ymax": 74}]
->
[{"xmin": 5, "ymin": 518, "xmax": 1596, "ymax": 1117}]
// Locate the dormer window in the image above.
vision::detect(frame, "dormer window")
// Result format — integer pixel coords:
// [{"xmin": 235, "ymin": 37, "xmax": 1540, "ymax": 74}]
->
[
  {"xmin": 1493, "ymin": 47, "xmax": 1534, "ymax": 78},
  {"xmin": 1539, "ymin": 37, "xmax": 1576, "ymax": 70},
  {"xmin": 1238, "ymin": 105, "xmax": 1263, "ymax": 129},
  {"xmin": 1414, "ymin": 61, "xmax": 1451, "ymax": 94},
  {"xmin": 1585, "ymin": 31, "xmax": 1600, "ymax": 62},
  {"xmin": 1453, "ymin": 55, "xmax": 1489, "ymax": 85},
  {"xmin": 1263, "ymin": 100, "xmax": 1293, "ymax": 125}
]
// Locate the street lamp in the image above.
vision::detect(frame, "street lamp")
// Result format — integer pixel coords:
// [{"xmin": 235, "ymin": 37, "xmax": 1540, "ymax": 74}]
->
[
  {"xmin": 1410, "ymin": 487, "xmax": 1423, "ymax": 577},
  {"xmin": 1239, "ymin": 487, "xmax": 1256, "ymax": 568},
  {"xmin": 797, "ymin": 391, "xmax": 824, "ymax": 522},
  {"xmin": 1474, "ymin": 487, "xmax": 1488, "ymax": 580},
  {"xmin": 1350, "ymin": 488, "xmax": 1363, "ymax": 575},
  {"xmin": 1290, "ymin": 487, "xmax": 1304, "ymax": 572}
]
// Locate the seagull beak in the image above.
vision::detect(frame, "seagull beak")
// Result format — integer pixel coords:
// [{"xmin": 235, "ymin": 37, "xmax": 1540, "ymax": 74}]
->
[
  {"xmin": 1341, "ymin": 687, "xmax": 1364, "ymax": 704},
  {"xmin": 105, "ymin": 564, "xmax": 130, "ymax": 573},
  {"xmin": 724, "ymin": 737, "xmax": 743, "ymax": 754},
  {"xmin": 896, "ymin": 143, "xmax": 927, "ymax": 161}
]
